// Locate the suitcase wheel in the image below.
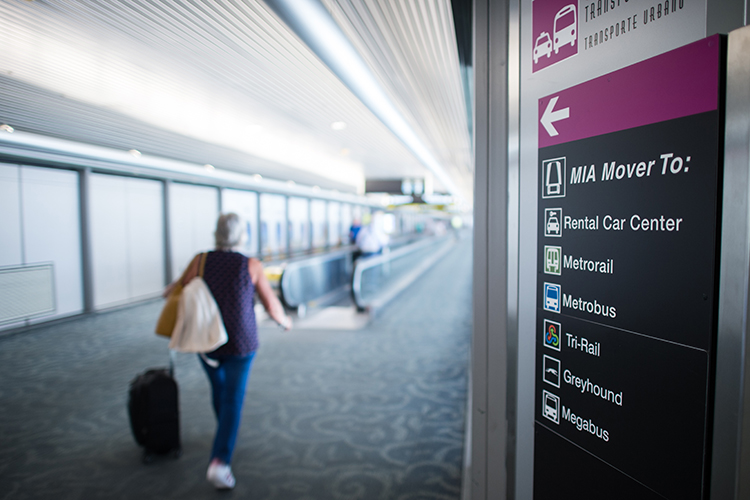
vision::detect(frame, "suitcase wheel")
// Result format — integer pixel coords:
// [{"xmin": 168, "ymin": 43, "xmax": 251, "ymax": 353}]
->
[{"xmin": 142, "ymin": 450, "xmax": 156, "ymax": 465}]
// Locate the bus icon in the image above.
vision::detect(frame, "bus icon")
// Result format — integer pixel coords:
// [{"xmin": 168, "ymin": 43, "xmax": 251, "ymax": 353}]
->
[
  {"xmin": 544, "ymin": 283, "xmax": 561, "ymax": 313},
  {"xmin": 542, "ymin": 390, "xmax": 560, "ymax": 424},
  {"xmin": 554, "ymin": 5, "xmax": 577, "ymax": 54}
]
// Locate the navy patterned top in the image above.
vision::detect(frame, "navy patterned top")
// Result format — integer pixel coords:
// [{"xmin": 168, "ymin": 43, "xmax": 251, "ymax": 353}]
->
[{"xmin": 201, "ymin": 251, "xmax": 258, "ymax": 357}]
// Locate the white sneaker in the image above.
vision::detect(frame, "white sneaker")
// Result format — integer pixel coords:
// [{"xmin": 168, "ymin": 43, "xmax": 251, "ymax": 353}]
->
[{"xmin": 207, "ymin": 462, "xmax": 236, "ymax": 489}]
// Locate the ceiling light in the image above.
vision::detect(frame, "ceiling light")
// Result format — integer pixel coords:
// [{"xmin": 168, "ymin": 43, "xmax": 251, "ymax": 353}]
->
[
  {"xmin": 339, "ymin": 148, "xmax": 350, "ymax": 156},
  {"xmin": 331, "ymin": 121, "xmax": 347, "ymax": 131},
  {"xmin": 312, "ymin": 185, "xmax": 320, "ymax": 191},
  {"xmin": 0, "ymin": 124, "xmax": 14, "ymax": 133},
  {"xmin": 253, "ymin": 174, "xmax": 263, "ymax": 181},
  {"xmin": 204, "ymin": 164, "xmax": 215, "ymax": 171},
  {"xmin": 128, "ymin": 149, "xmax": 141, "ymax": 158},
  {"xmin": 286, "ymin": 180, "xmax": 296, "ymax": 185}
]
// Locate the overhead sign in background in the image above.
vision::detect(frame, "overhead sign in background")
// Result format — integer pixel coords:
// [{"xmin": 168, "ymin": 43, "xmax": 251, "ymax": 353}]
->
[{"xmin": 534, "ymin": 36, "xmax": 723, "ymax": 500}]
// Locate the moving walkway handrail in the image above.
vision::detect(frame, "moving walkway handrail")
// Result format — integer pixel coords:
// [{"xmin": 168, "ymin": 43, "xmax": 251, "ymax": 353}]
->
[{"xmin": 351, "ymin": 235, "xmax": 451, "ymax": 310}]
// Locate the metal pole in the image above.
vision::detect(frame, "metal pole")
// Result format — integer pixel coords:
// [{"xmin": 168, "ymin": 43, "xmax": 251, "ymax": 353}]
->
[
  {"xmin": 78, "ymin": 168, "xmax": 95, "ymax": 312},
  {"xmin": 162, "ymin": 179, "xmax": 173, "ymax": 285}
]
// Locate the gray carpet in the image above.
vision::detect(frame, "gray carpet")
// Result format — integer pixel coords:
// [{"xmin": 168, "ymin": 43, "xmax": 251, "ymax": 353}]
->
[{"xmin": 0, "ymin": 237, "xmax": 472, "ymax": 500}]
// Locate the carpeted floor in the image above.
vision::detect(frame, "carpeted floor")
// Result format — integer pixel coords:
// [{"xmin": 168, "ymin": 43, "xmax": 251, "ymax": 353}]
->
[{"xmin": 0, "ymin": 237, "xmax": 472, "ymax": 500}]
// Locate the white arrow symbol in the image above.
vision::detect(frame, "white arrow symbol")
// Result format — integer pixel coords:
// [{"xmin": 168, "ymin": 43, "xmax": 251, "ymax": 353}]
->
[{"xmin": 541, "ymin": 96, "xmax": 570, "ymax": 137}]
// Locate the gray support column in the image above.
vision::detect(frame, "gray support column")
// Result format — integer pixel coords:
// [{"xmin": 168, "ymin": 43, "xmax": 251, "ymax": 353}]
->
[
  {"xmin": 78, "ymin": 168, "xmax": 95, "ymax": 312},
  {"xmin": 307, "ymin": 199, "xmax": 313, "ymax": 252},
  {"xmin": 706, "ymin": 0, "xmax": 747, "ymax": 36},
  {"xmin": 471, "ymin": 0, "xmax": 490, "ymax": 487},
  {"xmin": 285, "ymin": 195, "xmax": 291, "ymax": 257},
  {"xmin": 711, "ymin": 24, "xmax": 750, "ymax": 500},
  {"xmin": 218, "ymin": 186, "xmax": 224, "ymax": 214},
  {"xmin": 471, "ymin": 0, "xmax": 513, "ymax": 499},
  {"xmin": 325, "ymin": 200, "xmax": 330, "ymax": 250},
  {"xmin": 163, "ymin": 179, "xmax": 173, "ymax": 285}
]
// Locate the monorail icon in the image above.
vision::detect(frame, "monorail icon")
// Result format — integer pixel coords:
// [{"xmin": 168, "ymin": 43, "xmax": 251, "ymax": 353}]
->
[{"xmin": 542, "ymin": 157, "xmax": 566, "ymax": 198}]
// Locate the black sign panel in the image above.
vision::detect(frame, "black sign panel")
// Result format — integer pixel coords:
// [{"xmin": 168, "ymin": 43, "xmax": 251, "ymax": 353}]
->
[{"xmin": 534, "ymin": 36, "xmax": 723, "ymax": 500}]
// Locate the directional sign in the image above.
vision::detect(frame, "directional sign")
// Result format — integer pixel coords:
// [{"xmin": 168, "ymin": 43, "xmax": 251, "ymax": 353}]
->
[
  {"xmin": 534, "ymin": 36, "xmax": 723, "ymax": 500},
  {"xmin": 540, "ymin": 96, "xmax": 569, "ymax": 137}
]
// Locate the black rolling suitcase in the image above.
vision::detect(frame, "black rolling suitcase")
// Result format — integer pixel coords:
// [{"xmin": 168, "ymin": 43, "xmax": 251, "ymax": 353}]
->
[{"xmin": 128, "ymin": 359, "xmax": 181, "ymax": 463}]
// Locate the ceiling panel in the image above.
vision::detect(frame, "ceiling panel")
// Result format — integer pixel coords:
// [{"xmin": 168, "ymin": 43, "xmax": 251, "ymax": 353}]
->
[{"xmin": 0, "ymin": 0, "xmax": 472, "ymax": 200}]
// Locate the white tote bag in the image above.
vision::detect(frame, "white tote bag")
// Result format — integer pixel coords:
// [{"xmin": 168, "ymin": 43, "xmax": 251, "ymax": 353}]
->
[{"xmin": 169, "ymin": 254, "xmax": 228, "ymax": 353}]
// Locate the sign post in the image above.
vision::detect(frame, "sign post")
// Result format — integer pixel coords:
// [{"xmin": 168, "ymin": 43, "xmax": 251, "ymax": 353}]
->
[{"xmin": 534, "ymin": 35, "xmax": 724, "ymax": 499}]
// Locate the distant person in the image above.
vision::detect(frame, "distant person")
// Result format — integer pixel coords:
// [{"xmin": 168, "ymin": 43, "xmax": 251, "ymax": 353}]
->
[
  {"xmin": 349, "ymin": 218, "xmax": 363, "ymax": 260},
  {"xmin": 167, "ymin": 213, "xmax": 292, "ymax": 490},
  {"xmin": 349, "ymin": 218, "xmax": 362, "ymax": 245},
  {"xmin": 355, "ymin": 212, "xmax": 390, "ymax": 258}
]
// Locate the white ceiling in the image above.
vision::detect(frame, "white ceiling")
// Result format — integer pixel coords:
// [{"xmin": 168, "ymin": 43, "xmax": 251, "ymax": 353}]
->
[{"xmin": 0, "ymin": 0, "xmax": 472, "ymax": 202}]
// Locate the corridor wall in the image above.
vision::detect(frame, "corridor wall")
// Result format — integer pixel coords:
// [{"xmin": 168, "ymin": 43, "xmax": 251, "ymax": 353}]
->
[{"xmin": 0, "ymin": 164, "xmax": 83, "ymax": 328}]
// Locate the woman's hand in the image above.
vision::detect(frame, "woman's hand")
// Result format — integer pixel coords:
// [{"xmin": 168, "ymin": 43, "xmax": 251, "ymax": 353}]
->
[{"xmin": 278, "ymin": 315, "xmax": 293, "ymax": 331}]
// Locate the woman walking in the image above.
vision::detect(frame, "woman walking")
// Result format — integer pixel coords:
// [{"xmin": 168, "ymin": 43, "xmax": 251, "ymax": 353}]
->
[{"xmin": 173, "ymin": 213, "xmax": 292, "ymax": 489}]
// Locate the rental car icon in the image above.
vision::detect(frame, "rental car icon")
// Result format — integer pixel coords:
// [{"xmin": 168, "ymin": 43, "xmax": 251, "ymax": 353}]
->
[
  {"xmin": 553, "ymin": 5, "xmax": 577, "ymax": 54},
  {"xmin": 533, "ymin": 32, "xmax": 552, "ymax": 64},
  {"xmin": 546, "ymin": 214, "xmax": 560, "ymax": 235}
]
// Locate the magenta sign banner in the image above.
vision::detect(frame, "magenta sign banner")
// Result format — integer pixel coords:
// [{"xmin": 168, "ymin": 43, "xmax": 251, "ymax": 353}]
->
[
  {"xmin": 532, "ymin": 0, "xmax": 579, "ymax": 72},
  {"xmin": 538, "ymin": 36, "xmax": 720, "ymax": 148}
]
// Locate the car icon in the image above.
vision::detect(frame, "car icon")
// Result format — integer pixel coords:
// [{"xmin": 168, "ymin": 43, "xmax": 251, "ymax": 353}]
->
[
  {"xmin": 533, "ymin": 32, "xmax": 553, "ymax": 64},
  {"xmin": 546, "ymin": 215, "xmax": 560, "ymax": 235},
  {"xmin": 554, "ymin": 5, "xmax": 577, "ymax": 54}
]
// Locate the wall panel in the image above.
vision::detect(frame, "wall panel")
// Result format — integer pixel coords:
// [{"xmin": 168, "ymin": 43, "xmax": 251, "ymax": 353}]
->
[
  {"xmin": 288, "ymin": 196, "xmax": 309, "ymax": 252},
  {"xmin": 21, "ymin": 166, "xmax": 83, "ymax": 319},
  {"xmin": 169, "ymin": 183, "xmax": 219, "ymax": 278},
  {"xmin": 221, "ymin": 189, "xmax": 259, "ymax": 257},
  {"xmin": 311, "ymin": 199, "xmax": 327, "ymax": 249},
  {"xmin": 90, "ymin": 174, "xmax": 164, "ymax": 308},
  {"xmin": 327, "ymin": 201, "xmax": 341, "ymax": 247},
  {"xmin": 260, "ymin": 193, "xmax": 287, "ymax": 258},
  {"xmin": 0, "ymin": 164, "xmax": 22, "ymax": 267}
]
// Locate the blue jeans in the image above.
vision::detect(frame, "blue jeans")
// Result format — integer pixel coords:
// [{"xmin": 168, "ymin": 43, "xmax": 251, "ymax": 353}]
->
[{"xmin": 199, "ymin": 352, "xmax": 255, "ymax": 464}]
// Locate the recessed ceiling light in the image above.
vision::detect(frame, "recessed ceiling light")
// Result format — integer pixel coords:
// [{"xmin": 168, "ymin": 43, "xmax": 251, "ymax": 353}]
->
[
  {"xmin": 312, "ymin": 185, "xmax": 320, "ymax": 191},
  {"xmin": 253, "ymin": 174, "xmax": 263, "ymax": 181},
  {"xmin": 339, "ymin": 148, "xmax": 350, "ymax": 156},
  {"xmin": 0, "ymin": 124, "xmax": 14, "ymax": 133},
  {"xmin": 331, "ymin": 121, "xmax": 347, "ymax": 131},
  {"xmin": 128, "ymin": 149, "xmax": 141, "ymax": 158},
  {"xmin": 204, "ymin": 164, "xmax": 215, "ymax": 171},
  {"xmin": 286, "ymin": 180, "xmax": 296, "ymax": 185}
]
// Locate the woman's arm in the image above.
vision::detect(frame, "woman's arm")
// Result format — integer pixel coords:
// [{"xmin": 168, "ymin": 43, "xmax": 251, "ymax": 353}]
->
[{"xmin": 249, "ymin": 258, "xmax": 292, "ymax": 330}]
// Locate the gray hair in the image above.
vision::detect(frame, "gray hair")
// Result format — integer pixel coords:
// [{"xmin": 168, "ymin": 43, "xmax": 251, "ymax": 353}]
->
[{"xmin": 214, "ymin": 213, "xmax": 246, "ymax": 249}]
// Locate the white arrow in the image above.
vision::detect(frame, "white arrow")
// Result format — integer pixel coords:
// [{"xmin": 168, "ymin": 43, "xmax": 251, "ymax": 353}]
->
[{"xmin": 540, "ymin": 96, "xmax": 569, "ymax": 137}]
